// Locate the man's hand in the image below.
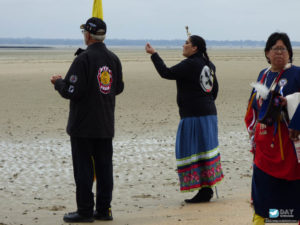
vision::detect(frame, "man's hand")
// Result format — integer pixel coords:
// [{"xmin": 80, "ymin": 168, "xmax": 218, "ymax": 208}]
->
[
  {"xmin": 145, "ymin": 43, "xmax": 156, "ymax": 55},
  {"xmin": 50, "ymin": 75, "xmax": 62, "ymax": 85}
]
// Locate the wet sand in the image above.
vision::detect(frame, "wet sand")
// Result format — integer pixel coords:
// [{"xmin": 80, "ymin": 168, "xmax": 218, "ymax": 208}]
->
[{"xmin": 1, "ymin": 47, "xmax": 299, "ymax": 225}]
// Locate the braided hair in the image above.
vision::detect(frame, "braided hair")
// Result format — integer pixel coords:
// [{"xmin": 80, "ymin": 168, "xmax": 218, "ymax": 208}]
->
[{"xmin": 189, "ymin": 35, "xmax": 210, "ymax": 67}]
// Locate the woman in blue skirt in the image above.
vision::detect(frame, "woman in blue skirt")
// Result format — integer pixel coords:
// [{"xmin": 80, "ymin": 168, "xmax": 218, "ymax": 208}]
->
[{"xmin": 145, "ymin": 35, "xmax": 224, "ymax": 202}]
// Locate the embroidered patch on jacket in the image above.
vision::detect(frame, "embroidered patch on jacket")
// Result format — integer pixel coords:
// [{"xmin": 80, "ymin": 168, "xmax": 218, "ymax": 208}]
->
[
  {"xmin": 199, "ymin": 65, "xmax": 214, "ymax": 92},
  {"xmin": 97, "ymin": 66, "xmax": 113, "ymax": 94},
  {"xmin": 69, "ymin": 75, "xmax": 78, "ymax": 84}
]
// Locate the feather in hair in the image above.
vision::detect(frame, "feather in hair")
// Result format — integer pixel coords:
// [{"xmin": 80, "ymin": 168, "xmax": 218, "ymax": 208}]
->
[{"xmin": 185, "ymin": 26, "xmax": 191, "ymax": 38}]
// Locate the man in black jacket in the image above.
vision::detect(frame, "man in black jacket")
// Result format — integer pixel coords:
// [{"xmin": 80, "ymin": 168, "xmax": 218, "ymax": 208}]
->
[{"xmin": 51, "ymin": 17, "xmax": 124, "ymax": 223}]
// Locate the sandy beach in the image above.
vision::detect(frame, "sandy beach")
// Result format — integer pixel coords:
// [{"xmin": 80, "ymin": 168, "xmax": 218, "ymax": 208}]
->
[{"xmin": 1, "ymin": 47, "xmax": 299, "ymax": 225}]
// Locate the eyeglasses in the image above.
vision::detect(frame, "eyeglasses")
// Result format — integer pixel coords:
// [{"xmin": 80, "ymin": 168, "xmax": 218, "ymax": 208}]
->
[
  {"xmin": 81, "ymin": 29, "xmax": 87, "ymax": 34},
  {"xmin": 271, "ymin": 47, "xmax": 287, "ymax": 53}
]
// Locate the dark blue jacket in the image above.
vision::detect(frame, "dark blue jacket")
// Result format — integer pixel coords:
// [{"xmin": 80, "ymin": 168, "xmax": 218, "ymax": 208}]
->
[{"xmin": 255, "ymin": 65, "xmax": 300, "ymax": 130}]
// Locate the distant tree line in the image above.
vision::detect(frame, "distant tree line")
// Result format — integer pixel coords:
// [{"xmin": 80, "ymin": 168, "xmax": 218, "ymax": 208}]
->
[{"xmin": 1, "ymin": 37, "xmax": 300, "ymax": 48}]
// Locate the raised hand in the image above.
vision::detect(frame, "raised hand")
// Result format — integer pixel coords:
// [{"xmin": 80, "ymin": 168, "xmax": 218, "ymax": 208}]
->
[{"xmin": 145, "ymin": 43, "xmax": 156, "ymax": 55}]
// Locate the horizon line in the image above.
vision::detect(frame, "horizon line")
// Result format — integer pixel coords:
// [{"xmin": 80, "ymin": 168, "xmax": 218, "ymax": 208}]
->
[{"xmin": 0, "ymin": 37, "xmax": 268, "ymax": 42}]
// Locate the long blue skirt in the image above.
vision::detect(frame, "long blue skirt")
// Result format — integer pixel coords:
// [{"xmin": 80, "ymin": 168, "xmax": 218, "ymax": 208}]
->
[{"xmin": 176, "ymin": 115, "xmax": 223, "ymax": 192}]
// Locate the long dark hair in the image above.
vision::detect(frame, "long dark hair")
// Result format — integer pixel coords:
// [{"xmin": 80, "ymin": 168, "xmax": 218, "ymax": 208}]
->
[
  {"xmin": 265, "ymin": 32, "xmax": 293, "ymax": 64},
  {"xmin": 189, "ymin": 35, "xmax": 210, "ymax": 66}
]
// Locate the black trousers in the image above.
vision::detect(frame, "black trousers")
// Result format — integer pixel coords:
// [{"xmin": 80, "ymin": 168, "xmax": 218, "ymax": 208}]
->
[{"xmin": 70, "ymin": 137, "xmax": 113, "ymax": 217}]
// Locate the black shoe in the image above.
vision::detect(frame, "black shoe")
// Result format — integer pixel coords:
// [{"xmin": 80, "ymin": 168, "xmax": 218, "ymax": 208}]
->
[
  {"xmin": 94, "ymin": 208, "xmax": 113, "ymax": 221},
  {"xmin": 63, "ymin": 211, "xmax": 94, "ymax": 223},
  {"xmin": 185, "ymin": 187, "xmax": 213, "ymax": 203}
]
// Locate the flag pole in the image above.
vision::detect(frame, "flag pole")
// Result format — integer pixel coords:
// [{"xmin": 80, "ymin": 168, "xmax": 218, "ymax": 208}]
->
[{"xmin": 91, "ymin": 0, "xmax": 103, "ymax": 181}]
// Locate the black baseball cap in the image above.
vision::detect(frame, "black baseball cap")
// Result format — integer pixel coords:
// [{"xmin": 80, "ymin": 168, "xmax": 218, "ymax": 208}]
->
[{"xmin": 80, "ymin": 17, "xmax": 106, "ymax": 35}]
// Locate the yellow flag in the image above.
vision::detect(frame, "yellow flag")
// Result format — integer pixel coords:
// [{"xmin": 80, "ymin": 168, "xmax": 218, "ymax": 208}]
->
[{"xmin": 92, "ymin": 0, "xmax": 103, "ymax": 19}]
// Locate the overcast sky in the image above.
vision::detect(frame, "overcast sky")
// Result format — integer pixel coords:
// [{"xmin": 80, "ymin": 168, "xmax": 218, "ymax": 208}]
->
[{"xmin": 1, "ymin": 0, "xmax": 300, "ymax": 41}]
